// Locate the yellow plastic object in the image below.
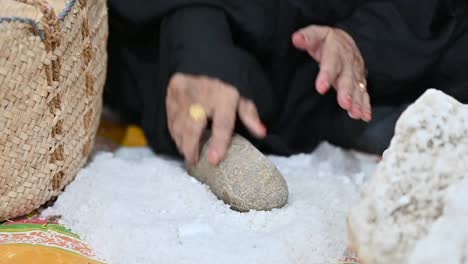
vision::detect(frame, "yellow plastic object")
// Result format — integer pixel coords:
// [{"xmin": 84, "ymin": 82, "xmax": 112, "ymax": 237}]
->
[
  {"xmin": 0, "ymin": 219, "xmax": 104, "ymax": 264},
  {"xmin": 121, "ymin": 125, "xmax": 148, "ymax": 147},
  {"xmin": 98, "ymin": 121, "xmax": 148, "ymax": 147}
]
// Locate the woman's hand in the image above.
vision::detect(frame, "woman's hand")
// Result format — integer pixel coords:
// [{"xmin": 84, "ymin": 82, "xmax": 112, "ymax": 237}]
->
[
  {"xmin": 166, "ymin": 73, "xmax": 267, "ymax": 165},
  {"xmin": 292, "ymin": 25, "xmax": 372, "ymax": 122}
]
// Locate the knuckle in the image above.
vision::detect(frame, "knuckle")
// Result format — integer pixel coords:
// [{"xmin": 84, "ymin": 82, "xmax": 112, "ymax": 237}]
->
[
  {"xmin": 173, "ymin": 121, "xmax": 184, "ymax": 135},
  {"xmin": 338, "ymin": 83, "xmax": 350, "ymax": 94},
  {"xmin": 199, "ymin": 78, "xmax": 211, "ymax": 91},
  {"xmin": 299, "ymin": 26, "xmax": 312, "ymax": 36},
  {"xmin": 224, "ymin": 86, "xmax": 240, "ymax": 100},
  {"xmin": 338, "ymin": 76, "xmax": 354, "ymax": 92},
  {"xmin": 321, "ymin": 67, "xmax": 332, "ymax": 76},
  {"xmin": 215, "ymin": 118, "xmax": 234, "ymax": 130},
  {"xmin": 245, "ymin": 100, "xmax": 257, "ymax": 113},
  {"xmin": 322, "ymin": 67, "xmax": 338, "ymax": 79},
  {"xmin": 168, "ymin": 84, "xmax": 185, "ymax": 98},
  {"xmin": 213, "ymin": 133, "xmax": 231, "ymax": 145},
  {"xmin": 341, "ymin": 68, "xmax": 355, "ymax": 80},
  {"xmin": 340, "ymin": 42, "xmax": 354, "ymax": 54},
  {"xmin": 187, "ymin": 121, "xmax": 203, "ymax": 135},
  {"xmin": 185, "ymin": 137, "xmax": 196, "ymax": 151},
  {"xmin": 169, "ymin": 73, "xmax": 185, "ymax": 87}
]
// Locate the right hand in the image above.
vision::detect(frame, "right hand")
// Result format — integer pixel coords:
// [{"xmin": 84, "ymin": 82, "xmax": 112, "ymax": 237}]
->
[
  {"xmin": 292, "ymin": 25, "xmax": 372, "ymax": 122},
  {"xmin": 166, "ymin": 73, "xmax": 267, "ymax": 165}
]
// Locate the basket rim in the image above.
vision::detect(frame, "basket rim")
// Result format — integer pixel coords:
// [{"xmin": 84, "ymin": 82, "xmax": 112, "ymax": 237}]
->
[{"xmin": 0, "ymin": 0, "xmax": 77, "ymax": 39}]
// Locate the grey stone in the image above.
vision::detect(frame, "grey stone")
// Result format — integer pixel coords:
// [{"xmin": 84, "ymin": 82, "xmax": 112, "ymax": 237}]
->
[{"xmin": 187, "ymin": 134, "xmax": 289, "ymax": 212}]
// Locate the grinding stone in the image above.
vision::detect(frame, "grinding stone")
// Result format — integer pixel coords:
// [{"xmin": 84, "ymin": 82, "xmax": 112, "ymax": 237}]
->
[{"xmin": 187, "ymin": 134, "xmax": 289, "ymax": 212}]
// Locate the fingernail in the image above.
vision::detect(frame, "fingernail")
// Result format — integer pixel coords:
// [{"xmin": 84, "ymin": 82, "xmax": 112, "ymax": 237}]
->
[
  {"xmin": 297, "ymin": 33, "xmax": 305, "ymax": 41},
  {"xmin": 292, "ymin": 33, "xmax": 306, "ymax": 45},
  {"xmin": 341, "ymin": 95, "xmax": 352, "ymax": 109},
  {"xmin": 260, "ymin": 123, "xmax": 268, "ymax": 134},
  {"xmin": 318, "ymin": 81, "xmax": 329, "ymax": 94},
  {"xmin": 354, "ymin": 105, "xmax": 362, "ymax": 116},
  {"xmin": 299, "ymin": 32, "xmax": 308, "ymax": 42},
  {"xmin": 208, "ymin": 149, "xmax": 219, "ymax": 165}
]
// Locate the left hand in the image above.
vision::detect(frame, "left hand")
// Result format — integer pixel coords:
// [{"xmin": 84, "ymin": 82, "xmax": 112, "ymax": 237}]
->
[
  {"xmin": 292, "ymin": 25, "xmax": 372, "ymax": 122},
  {"xmin": 166, "ymin": 73, "xmax": 266, "ymax": 165}
]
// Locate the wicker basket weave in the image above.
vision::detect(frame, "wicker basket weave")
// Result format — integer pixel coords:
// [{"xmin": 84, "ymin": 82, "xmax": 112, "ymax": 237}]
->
[{"xmin": 0, "ymin": 0, "xmax": 108, "ymax": 220}]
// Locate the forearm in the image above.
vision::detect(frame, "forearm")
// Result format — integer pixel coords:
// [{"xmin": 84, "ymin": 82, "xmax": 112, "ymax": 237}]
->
[{"xmin": 158, "ymin": 5, "xmax": 271, "ymax": 101}]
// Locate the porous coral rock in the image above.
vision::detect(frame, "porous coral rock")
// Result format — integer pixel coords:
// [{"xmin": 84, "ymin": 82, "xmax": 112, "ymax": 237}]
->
[{"xmin": 348, "ymin": 89, "xmax": 468, "ymax": 264}]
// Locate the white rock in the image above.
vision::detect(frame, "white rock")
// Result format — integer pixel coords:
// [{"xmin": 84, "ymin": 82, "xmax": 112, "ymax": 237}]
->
[
  {"xmin": 348, "ymin": 89, "xmax": 468, "ymax": 264},
  {"xmin": 408, "ymin": 176, "xmax": 468, "ymax": 264}
]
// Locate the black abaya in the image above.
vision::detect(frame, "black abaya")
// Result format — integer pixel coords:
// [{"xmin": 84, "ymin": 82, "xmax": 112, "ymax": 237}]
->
[{"xmin": 104, "ymin": 0, "xmax": 468, "ymax": 156}]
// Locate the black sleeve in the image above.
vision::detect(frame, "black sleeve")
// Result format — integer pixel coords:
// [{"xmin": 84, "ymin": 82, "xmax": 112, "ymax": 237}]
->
[
  {"xmin": 108, "ymin": 0, "xmax": 217, "ymax": 24},
  {"xmin": 289, "ymin": 0, "xmax": 359, "ymax": 24},
  {"xmin": 157, "ymin": 5, "xmax": 275, "ymax": 103},
  {"xmin": 160, "ymin": 7, "xmax": 240, "ymax": 90}
]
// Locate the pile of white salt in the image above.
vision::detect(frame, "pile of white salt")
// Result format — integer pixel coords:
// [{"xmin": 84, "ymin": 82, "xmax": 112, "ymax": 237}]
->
[{"xmin": 44, "ymin": 143, "xmax": 378, "ymax": 264}]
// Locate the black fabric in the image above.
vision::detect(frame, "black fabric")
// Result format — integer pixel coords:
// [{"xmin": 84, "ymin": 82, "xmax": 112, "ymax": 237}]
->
[
  {"xmin": 105, "ymin": 0, "xmax": 468, "ymax": 157},
  {"xmin": 336, "ymin": 0, "xmax": 467, "ymax": 104},
  {"xmin": 288, "ymin": 0, "xmax": 359, "ymax": 24}
]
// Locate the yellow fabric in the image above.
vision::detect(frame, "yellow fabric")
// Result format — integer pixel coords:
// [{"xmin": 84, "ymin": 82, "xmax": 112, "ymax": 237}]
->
[
  {"xmin": 0, "ymin": 244, "xmax": 102, "ymax": 264},
  {"xmin": 98, "ymin": 121, "xmax": 148, "ymax": 147}
]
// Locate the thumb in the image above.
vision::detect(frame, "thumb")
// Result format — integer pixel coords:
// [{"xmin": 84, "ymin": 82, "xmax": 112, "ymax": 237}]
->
[
  {"xmin": 238, "ymin": 98, "xmax": 267, "ymax": 138},
  {"xmin": 292, "ymin": 25, "xmax": 331, "ymax": 62}
]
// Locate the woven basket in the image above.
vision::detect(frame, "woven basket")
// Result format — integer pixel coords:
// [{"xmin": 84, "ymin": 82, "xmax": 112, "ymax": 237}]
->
[{"xmin": 0, "ymin": 0, "xmax": 108, "ymax": 220}]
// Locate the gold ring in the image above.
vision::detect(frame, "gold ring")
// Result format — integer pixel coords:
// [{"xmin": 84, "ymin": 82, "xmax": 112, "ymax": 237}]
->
[
  {"xmin": 357, "ymin": 81, "xmax": 367, "ymax": 93},
  {"xmin": 189, "ymin": 103, "xmax": 206, "ymax": 122}
]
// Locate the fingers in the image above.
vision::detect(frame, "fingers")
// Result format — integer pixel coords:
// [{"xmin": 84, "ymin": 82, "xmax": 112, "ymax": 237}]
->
[
  {"xmin": 315, "ymin": 40, "xmax": 342, "ymax": 94},
  {"xmin": 352, "ymin": 55, "xmax": 372, "ymax": 121},
  {"xmin": 168, "ymin": 111, "xmax": 184, "ymax": 153},
  {"xmin": 335, "ymin": 72, "xmax": 353, "ymax": 110},
  {"xmin": 168, "ymin": 101, "xmax": 207, "ymax": 164},
  {"xmin": 291, "ymin": 33, "xmax": 307, "ymax": 50},
  {"xmin": 181, "ymin": 114, "xmax": 207, "ymax": 165},
  {"xmin": 166, "ymin": 74, "xmax": 267, "ymax": 165},
  {"xmin": 361, "ymin": 90, "xmax": 372, "ymax": 121},
  {"xmin": 331, "ymin": 54, "xmax": 371, "ymax": 122},
  {"xmin": 349, "ymin": 83, "xmax": 364, "ymax": 120},
  {"xmin": 209, "ymin": 88, "xmax": 239, "ymax": 165},
  {"xmin": 293, "ymin": 25, "xmax": 373, "ymax": 122},
  {"xmin": 166, "ymin": 75, "xmax": 183, "ymax": 152},
  {"xmin": 347, "ymin": 81, "xmax": 372, "ymax": 122},
  {"xmin": 166, "ymin": 74, "xmax": 208, "ymax": 164},
  {"xmin": 238, "ymin": 98, "xmax": 267, "ymax": 138}
]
